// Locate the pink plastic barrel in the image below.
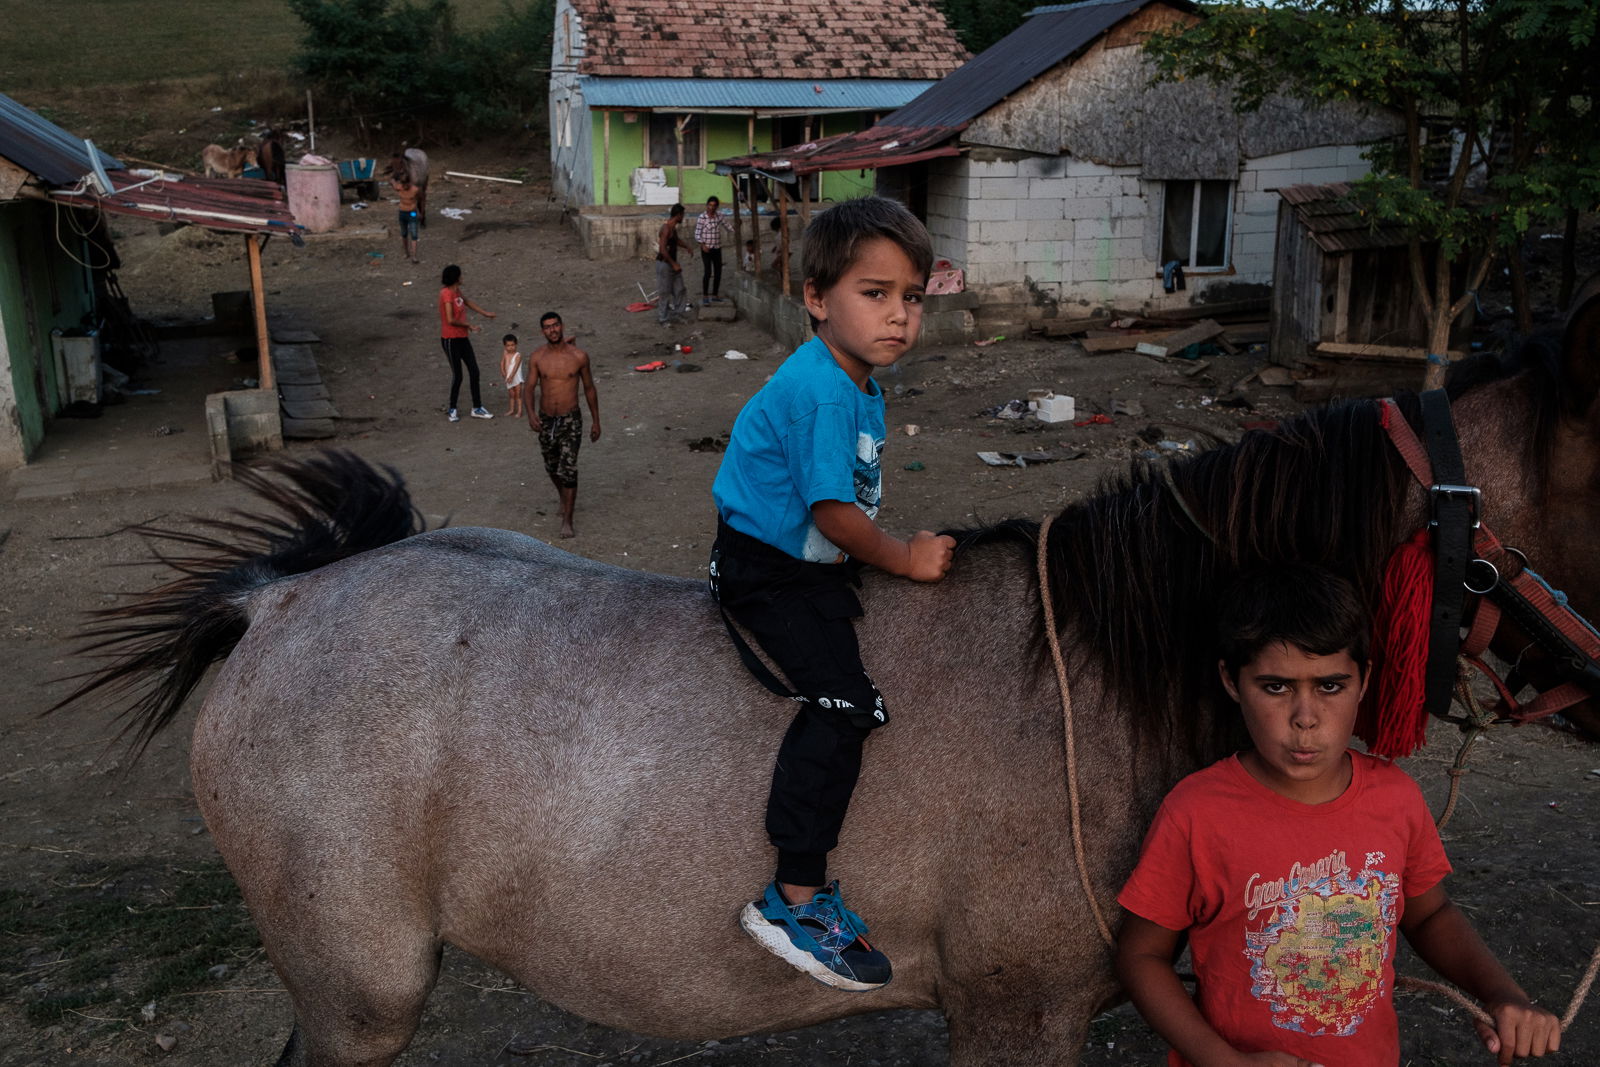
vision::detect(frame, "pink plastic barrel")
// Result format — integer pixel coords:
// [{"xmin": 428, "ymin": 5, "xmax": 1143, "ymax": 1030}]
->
[{"xmin": 285, "ymin": 164, "xmax": 341, "ymax": 233}]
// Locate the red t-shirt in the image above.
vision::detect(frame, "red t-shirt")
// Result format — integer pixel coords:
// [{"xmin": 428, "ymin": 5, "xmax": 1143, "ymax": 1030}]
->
[
  {"xmin": 1118, "ymin": 751, "xmax": 1452, "ymax": 1067},
  {"xmin": 439, "ymin": 286, "xmax": 468, "ymax": 339}
]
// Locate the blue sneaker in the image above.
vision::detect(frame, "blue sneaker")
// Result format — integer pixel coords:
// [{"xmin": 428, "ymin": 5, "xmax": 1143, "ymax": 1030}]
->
[{"xmin": 739, "ymin": 880, "xmax": 891, "ymax": 991}]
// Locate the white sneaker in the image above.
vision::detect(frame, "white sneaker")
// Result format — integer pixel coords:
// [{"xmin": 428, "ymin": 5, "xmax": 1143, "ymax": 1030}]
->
[
  {"xmin": 447, "ymin": 408, "xmax": 459, "ymax": 422},
  {"xmin": 470, "ymin": 407, "xmax": 494, "ymax": 419}
]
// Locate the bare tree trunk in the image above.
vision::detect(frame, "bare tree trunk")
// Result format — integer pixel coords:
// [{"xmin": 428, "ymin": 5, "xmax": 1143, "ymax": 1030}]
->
[
  {"xmin": 1507, "ymin": 241, "xmax": 1533, "ymax": 335},
  {"xmin": 1559, "ymin": 207, "xmax": 1580, "ymax": 310}
]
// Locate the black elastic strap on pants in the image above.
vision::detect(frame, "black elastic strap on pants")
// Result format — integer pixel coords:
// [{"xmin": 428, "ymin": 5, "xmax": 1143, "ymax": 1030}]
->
[{"xmin": 1421, "ymin": 388, "xmax": 1471, "ymax": 719}]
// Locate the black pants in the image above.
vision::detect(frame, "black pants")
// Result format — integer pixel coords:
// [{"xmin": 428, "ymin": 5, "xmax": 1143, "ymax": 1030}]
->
[
  {"xmin": 702, "ymin": 246, "xmax": 724, "ymax": 297},
  {"xmin": 441, "ymin": 337, "xmax": 482, "ymax": 410},
  {"xmin": 709, "ymin": 521, "xmax": 886, "ymax": 888}
]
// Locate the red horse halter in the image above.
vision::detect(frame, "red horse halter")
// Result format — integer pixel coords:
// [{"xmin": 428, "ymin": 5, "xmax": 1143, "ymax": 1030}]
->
[{"xmin": 1381, "ymin": 391, "xmax": 1600, "ymax": 726}]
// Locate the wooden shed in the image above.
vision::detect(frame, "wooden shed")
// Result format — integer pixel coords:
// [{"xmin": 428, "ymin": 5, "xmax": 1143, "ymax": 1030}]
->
[{"xmin": 1269, "ymin": 182, "xmax": 1436, "ymax": 367}]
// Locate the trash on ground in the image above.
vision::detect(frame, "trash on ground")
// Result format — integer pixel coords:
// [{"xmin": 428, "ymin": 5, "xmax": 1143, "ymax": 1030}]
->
[
  {"xmin": 402, "ymin": 280, "xmax": 413, "ymax": 286},
  {"xmin": 1111, "ymin": 397, "xmax": 1143, "ymax": 417},
  {"xmin": 973, "ymin": 334, "xmax": 1006, "ymax": 347},
  {"xmin": 674, "ymin": 361, "xmax": 701, "ymax": 373},
  {"xmin": 724, "ymin": 349, "xmax": 750, "ymax": 360},
  {"xmin": 903, "ymin": 424, "xmax": 920, "ymax": 436},
  {"xmin": 1075, "ymin": 413, "xmax": 1114, "ymax": 427},
  {"xmin": 633, "ymin": 360, "xmax": 668, "ymax": 372},
  {"xmin": 1034, "ymin": 393, "xmax": 1076, "ymax": 423},
  {"xmin": 625, "ymin": 301, "xmax": 656, "ymax": 312},
  {"xmin": 903, "ymin": 460, "xmax": 926, "ymax": 471},
  {"xmin": 1158, "ymin": 439, "xmax": 1197, "ymax": 452},
  {"xmin": 680, "ymin": 345, "xmax": 694, "ymax": 354},
  {"xmin": 350, "ymin": 202, "xmax": 367, "ymax": 210},
  {"xmin": 982, "ymin": 399, "xmax": 1029, "ymax": 419},
  {"xmin": 367, "ymin": 251, "xmax": 384, "ymax": 258},
  {"xmin": 438, "ymin": 207, "xmax": 472, "ymax": 220},
  {"xmin": 687, "ymin": 436, "xmax": 727, "ymax": 452},
  {"xmin": 977, "ymin": 450, "xmax": 1068, "ymax": 468}
]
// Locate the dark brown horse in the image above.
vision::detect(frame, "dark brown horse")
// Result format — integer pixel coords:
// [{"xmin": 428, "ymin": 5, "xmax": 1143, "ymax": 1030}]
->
[{"xmin": 65, "ymin": 293, "xmax": 1600, "ymax": 1066}]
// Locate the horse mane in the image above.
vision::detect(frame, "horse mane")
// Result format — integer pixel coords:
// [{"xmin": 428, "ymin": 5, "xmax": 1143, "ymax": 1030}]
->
[{"xmin": 954, "ymin": 338, "xmax": 1564, "ymax": 761}]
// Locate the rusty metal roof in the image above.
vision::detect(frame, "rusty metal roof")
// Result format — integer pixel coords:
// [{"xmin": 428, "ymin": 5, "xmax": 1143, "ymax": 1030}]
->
[
  {"xmin": 713, "ymin": 123, "xmax": 963, "ymax": 178},
  {"xmin": 885, "ymin": 0, "xmax": 1193, "ymax": 130},
  {"xmin": 1279, "ymin": 182, "xmax": 1410, "ymax": 254},
  {"xmin": 49, "ymin": 170, "xmax": 301, "ymax": 236},
  {"xmin": 0, "ymin": 90, "xmax": 123, "ymax": 186}
]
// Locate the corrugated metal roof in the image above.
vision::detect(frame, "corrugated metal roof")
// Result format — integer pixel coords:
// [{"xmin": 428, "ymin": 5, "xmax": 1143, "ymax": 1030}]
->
[
  {"xmin": 715, "ymin": 123, "xmax": 963, "ymax": 177},
  {"xmin": 580, "ymin": 77, "xmax": 937, "ymax": 111},
  {"xmin": 50, "ymin": 170, "xmax": 300, "ymax": 236},
  {"xmin": 1279, "ymin": 183, "xmax": 1410, "ymax": 254},
  {"xmin": 886, "ymin": 0, "xmax": 1194, "ymax": 130},
  {"xmin": 0, "ymin": 91, "xmax": 123, "ymax": 186}
]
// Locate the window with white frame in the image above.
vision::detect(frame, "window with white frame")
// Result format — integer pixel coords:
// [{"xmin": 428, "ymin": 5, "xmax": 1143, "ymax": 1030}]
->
[
  {"xmin": 648, "ymin": 113, "xmax": 702, "ymax": 167},
  {"xmin": 1160, "ymin": 179, "xmax": 1233, "ymax": 269}
]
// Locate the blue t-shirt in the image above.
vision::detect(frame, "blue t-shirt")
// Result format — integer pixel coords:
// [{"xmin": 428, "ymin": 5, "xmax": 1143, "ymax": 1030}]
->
[{"xmin": 713, "ymin": 336, "xmax": 885, "ymax": 562}]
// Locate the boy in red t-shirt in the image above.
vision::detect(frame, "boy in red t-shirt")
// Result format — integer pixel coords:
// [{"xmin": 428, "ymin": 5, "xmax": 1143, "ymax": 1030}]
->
[{"xmin": 1117, "ymin": 564, "xmax": 1560, "ymax": 1066}]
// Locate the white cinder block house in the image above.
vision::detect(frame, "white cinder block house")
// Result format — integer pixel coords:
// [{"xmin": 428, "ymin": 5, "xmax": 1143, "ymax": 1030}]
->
[{"xmin": 720, "ymin": 0, "xmax": 1400, "ymax": 325}]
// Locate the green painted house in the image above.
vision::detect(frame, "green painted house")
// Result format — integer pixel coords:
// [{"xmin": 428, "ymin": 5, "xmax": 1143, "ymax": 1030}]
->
[
  {"xmin": 0, "ymin": 93, "xmax": 116, "ymax": 469},
  {"xmin": 549, "ymin": 0, "xmax": 967, "ymax": 210}
]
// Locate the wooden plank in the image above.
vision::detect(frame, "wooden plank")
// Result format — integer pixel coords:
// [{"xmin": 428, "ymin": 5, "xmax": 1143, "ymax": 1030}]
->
[
  {"xmin": 279, "ymin": 382, "xmax": 331, "ymax": 402},
  {"xmin": 1139, "ymin": 319, "xmax": 1225, "ymax": 357},
  {"xmin": 1110, "ymin": 297, "xmax": 1270, "ymax": 323},
  {"xmin": 247, "ymin": 235, "xmax": 274, "ymax": 393},
  {"xmin": 1081, "ymin": 330, "xmax": 1176, "ymax": 353},
  {"xmin": 1314, "ymin": 342, "xmax": 1466, "ymax": 363},
  {"xmin": 280, "ymin": 396, "xmax": 339, "ymax": 420},
  {"xmin": 1222, "ymin": 323, "xmax": 1269, "ymax": 345},
  {"xmin": 1332, "ymin": 254, "xmax": 1352, "ymax": 343},
  {"xmin": 1039, "ymin": 316, "xmax": 1109, "ymax": 338}
]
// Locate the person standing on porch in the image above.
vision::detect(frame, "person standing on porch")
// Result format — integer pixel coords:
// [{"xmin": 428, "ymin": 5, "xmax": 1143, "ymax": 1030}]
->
[{"xmin": 695, "ymin": 196, "xmax": 732, "ymax": 304}]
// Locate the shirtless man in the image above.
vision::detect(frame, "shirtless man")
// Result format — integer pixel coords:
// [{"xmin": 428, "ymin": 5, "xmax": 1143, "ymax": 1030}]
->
[
  {"xmin": 523, "ymin": 312, "xmax": 601, "ymax": 538},
  {"xmin": 393, "ymin": 170, "xmax": 421, "ymax": 263}
]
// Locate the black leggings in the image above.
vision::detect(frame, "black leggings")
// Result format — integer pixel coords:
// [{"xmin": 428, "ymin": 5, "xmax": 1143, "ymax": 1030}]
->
[
  {"xmin": 702, "ymin": 246, "xmax": 723, "ymax": 297},
  {"xmin": 441, "ymin": 337, "xmax": 482, "ymax": 410},
  {"xmin": 709, "ymin": 522, "xmax": 885, "ymax": 888}
]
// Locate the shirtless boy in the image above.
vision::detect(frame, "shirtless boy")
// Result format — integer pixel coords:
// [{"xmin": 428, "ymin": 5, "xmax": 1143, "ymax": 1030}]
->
[
  {"xmin": 523, "ymin": 312, "xmax": 601, "ymax": 538},
  {"xmin": 392, "ymin": 171, "xmax": 421, "ymax": 263}
]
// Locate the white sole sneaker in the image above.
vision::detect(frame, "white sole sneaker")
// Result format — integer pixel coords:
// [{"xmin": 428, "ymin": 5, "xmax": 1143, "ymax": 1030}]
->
[
  {"xmin": 470, "ymin": 409, "xmax": 494, "ymax": 419},
  {"xmin": 738, "ymin": 903, "xmax": 886, "ymax": 992}
]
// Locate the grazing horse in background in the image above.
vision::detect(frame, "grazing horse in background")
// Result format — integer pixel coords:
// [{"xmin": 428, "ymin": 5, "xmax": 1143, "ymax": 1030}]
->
[
  {"xmin": 200, "ymin": 143, "xmax": 258, "ymax": 179},
  {"xmin": 257, "ymin": 129, "xmax": 286, "ymax": 186},
  {"xmin": 390, "ymin": 146, "xmax": 428, "ymax": 226},
  {"xmin": 61, "ymin": 289, "xmax": 1600, "ymax": 1066}
]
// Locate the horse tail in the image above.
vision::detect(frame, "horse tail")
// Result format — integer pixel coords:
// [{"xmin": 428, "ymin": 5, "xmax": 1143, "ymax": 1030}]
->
[{"xmin": 52, "ymin": 449, "xmax": 423, "ymax": 756}]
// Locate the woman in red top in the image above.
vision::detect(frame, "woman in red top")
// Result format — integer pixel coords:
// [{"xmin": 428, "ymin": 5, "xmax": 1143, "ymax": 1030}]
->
[{"xmin": 438, "ymin": 264, "xmax": 497, "ymax": 421}]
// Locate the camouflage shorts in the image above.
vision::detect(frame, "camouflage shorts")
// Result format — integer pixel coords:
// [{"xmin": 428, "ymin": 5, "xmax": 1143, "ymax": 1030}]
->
[{"xmin": 538, "ymin": 410, "xmax": 582, "ymax": 488}]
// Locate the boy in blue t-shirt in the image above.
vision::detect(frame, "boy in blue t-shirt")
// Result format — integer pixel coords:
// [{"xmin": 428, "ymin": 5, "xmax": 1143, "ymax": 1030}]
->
[{"xmin": 710, "ymin": 197, "xmax": 956, "ymax": 991}]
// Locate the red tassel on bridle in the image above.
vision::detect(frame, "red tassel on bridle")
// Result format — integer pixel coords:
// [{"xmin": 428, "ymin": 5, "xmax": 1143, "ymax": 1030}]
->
[{"xmin": 1359, "ymin": 529, "xmax": 1434, "ymax": 757}]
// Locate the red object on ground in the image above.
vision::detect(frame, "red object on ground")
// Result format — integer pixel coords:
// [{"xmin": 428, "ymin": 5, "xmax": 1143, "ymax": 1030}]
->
[
  {"xmin": 1073, "ymin": 413, "xmax": 1114, "ymax": 427},
  {"xmin": 680, "ymin": 345, "xmax": 693, "ymax": 354},
  {"xmin": 634, "ymin": 360, "xmax": 669, "ymax": 372},
  {"xmin": 625, "ymin": 301, "xmax": 657, "ymax": 312}
]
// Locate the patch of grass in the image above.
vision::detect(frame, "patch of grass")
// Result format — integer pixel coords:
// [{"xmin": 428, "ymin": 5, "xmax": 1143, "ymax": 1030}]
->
[
  {"xmin": 0, "ymin": 859, "xmax": 261, "ymax": 1025},
  {"xmin": 0, "ymin": 0, "xmax": 500, "ymax": 91}
]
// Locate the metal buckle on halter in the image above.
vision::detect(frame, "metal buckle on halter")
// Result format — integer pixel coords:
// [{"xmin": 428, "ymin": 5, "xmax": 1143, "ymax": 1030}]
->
[{"xmin": 1429, "ymin": 484, "xmax": 1481, "ymax": 528}]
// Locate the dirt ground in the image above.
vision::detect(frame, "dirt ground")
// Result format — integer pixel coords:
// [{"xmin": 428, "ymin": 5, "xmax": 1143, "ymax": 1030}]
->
[{"xmin": 2, "ymin": 144, "xmax": 1598, "ymax": 1066}]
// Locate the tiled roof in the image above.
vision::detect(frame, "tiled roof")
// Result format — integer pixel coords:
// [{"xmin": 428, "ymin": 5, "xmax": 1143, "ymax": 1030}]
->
[
  {"xmin": 571, "ymin": 0, "xmax": 968, "ymax": 81},
  {"xmin": 1278, "ymin": 183, "xmax": 1409, "ymax": 253}
]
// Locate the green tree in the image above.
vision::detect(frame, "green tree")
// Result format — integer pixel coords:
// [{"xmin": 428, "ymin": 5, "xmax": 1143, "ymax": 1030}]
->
[
  {"xmin": 934, "ymin": 0, "xmax": 1037, "ymax": 55},
  {"xmin": 288, "ymin": 0, "xmax": 556, "ymax": 138},
  {"xmin": 1146, "ymin": 0, "xmax": 1599, "ymax": 386}
]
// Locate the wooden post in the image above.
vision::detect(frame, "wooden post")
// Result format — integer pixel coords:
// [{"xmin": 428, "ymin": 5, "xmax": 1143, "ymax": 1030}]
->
[
  {"xmin": 602, "ymin": 110, "xmax": 611, "ymax": 206},
  {"xmin": 246, "ymin": 234, "xmax": 274, "ymax": 392},
  {"xmin": 1332, "ymin": 254, "xmax": 1353, "ymax": 343},
  {"xmin": 752, "ymin": 179, "xmax": 764, "ymax": 278},
  {"xmin": 731, "ymin": 176, "xmax": 745, "ymax": 273},
  {"xmin": 797, "ymin": 168, "xmax": 811, "ymax": 229},
  {"xmin": 778, "ymin": 182, "xmax": 791, "ymax": 296},
  {"xmin": 675, "ymin": 115, "xmax": 687, "ymax": 199},
  {"xmin": 306, "ymin": 90, "xmax": 316, "ymax": 154}
]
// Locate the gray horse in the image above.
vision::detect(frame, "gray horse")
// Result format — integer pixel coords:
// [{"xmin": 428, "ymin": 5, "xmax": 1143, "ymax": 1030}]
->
[{"xmin": 64, "ymin": 313, "xmax": 1600, "ymax": 1065}]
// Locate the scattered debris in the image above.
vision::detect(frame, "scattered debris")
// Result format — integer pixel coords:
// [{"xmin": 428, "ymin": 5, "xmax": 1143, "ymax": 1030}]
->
[
  {"xmin": 1074, "ymin": 413, "xmax": 1114, "ymax": 427},
  {"xmin": 154, "ymin": 424, "xmax": 183, "ymax": 436},
  {"xmin": 1257, "ymin": 366, "xmax": 1295, "ymax": 387},
  {"xmin": 903, "ymin": 460, "xmax": 926, "ymax": 471},
  {"xmin": 1159, "ymin": 439, "xmax": 1198, "ymax": 452},
  {"xmin": 723, "ymin": 349, "xmax": 750, "ymax": 360},
  {"xmin": 1034, "ymin": 393, "xmax": 1076, "ymax": 423},
  {"xmin": 1134, "ymin": 318, "xmax": 1225, "ymax": 358},
  {"xmin": 625, "ymin": 301, "xmax": 656, "ymax": 312},
  {"xmin": 155, "ymin": 1034, "xmax": 177, "ymax": 1053},
  {"xmin": 633, "ymin": 360, "xmax": 668, "ymax": 372},
  {"xmin": 976, "ymin": 449, "xmax": 1079, "ymax": 468},
  {"xmin": 444, "ymin": 170, "xmax": 524, "ymax": 185},
  {"xmin": 438, "ymin": 207, "xmax": 472, "ymax": 220},
  {"xmin": 1110, "ymin": 397, "xmax": 1143, "ymax": 418},
  {"xmin": 687, "ymin": 435, "xmax": 727, "ymax": 452},
  {"xmin": 973, "ymin": 334, "xmax": 1006, "ymax": 347},
  {"xmin": 982, "ymin": 399, "xmax": 1029, "ymax": 419},
  {"xmin": 903, "ymin": 424, "xmax": 920, "ymax": 436}
]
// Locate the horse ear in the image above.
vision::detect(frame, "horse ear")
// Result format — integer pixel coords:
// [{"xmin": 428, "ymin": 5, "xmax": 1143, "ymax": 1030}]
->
[{"xmin": 1562, "ymin": 275, "xmax": 1600, "ymax": 415}]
